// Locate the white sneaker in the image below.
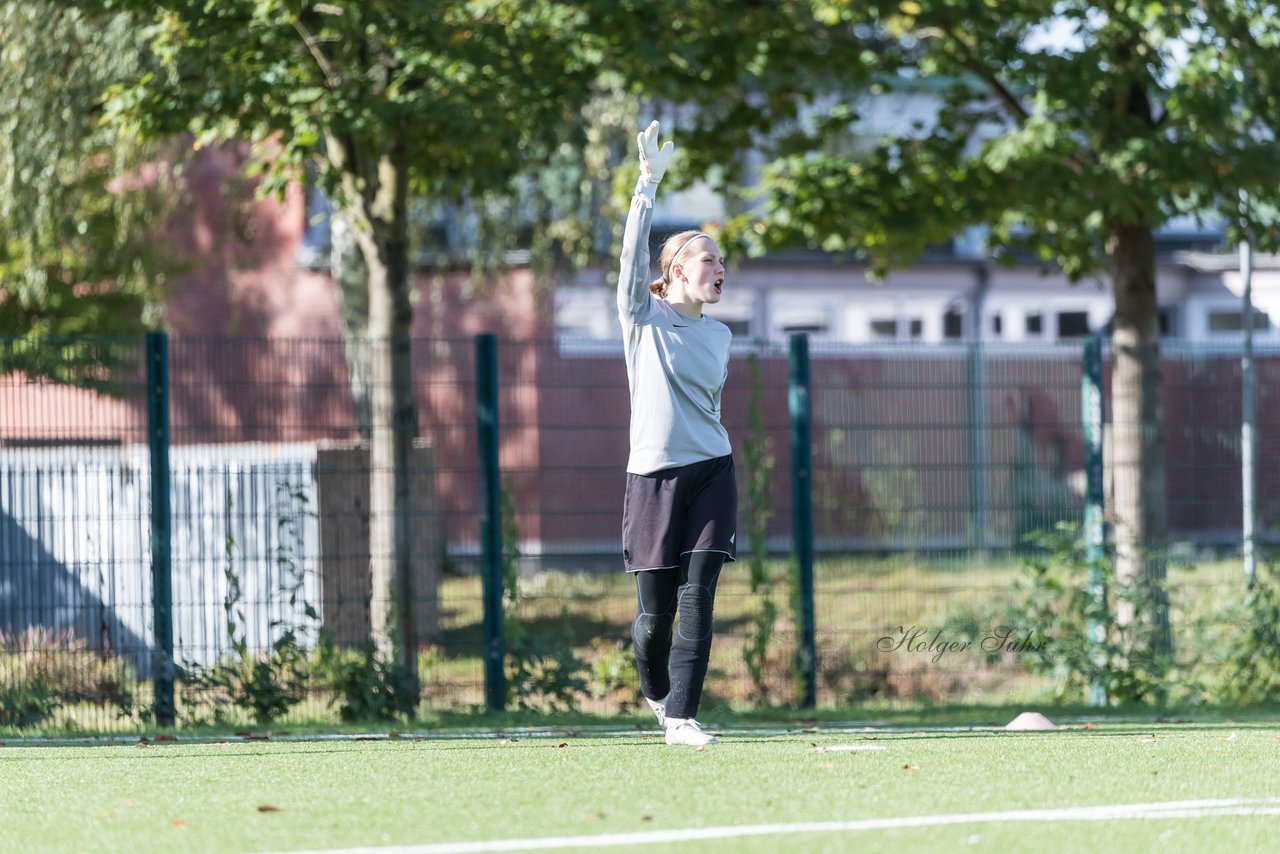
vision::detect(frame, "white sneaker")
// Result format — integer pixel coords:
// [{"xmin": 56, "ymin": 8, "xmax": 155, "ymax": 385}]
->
[
  {"xmin": 645, "ymin": 694, "xmax": 669, "ymax": 728},
  {"xmin": 664, "ymin": 717, "xmax": 718, "ymax": 746}
]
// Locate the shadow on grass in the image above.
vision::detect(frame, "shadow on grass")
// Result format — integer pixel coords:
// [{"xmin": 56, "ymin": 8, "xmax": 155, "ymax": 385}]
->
[
  {"xmin": 436, "ymin": 604, "xmax": 767, "ymax": 656},
  {"xmin": 433, "ymin": 613, "xmax": 631, "ymax": 661}
]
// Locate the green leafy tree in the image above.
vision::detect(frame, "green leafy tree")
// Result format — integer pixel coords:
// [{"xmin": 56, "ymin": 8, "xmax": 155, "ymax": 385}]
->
[
  {"xmin": 0, "ymin": 3, "xmax": 180, "ymax": 374},
  {"xmin": 75, "ymin": 0, "xmax": 605, "ymax": 672},
  {"xmin": 57, "ymin": 0, "xmax": 869, "ymax": 678},
  {"xmin": 743, "ymin": 1, "xmax": 1280, "ymax": 652}
]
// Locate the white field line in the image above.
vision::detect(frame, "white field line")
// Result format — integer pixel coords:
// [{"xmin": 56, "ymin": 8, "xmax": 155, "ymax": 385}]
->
[{"xmin": 264, "ymin": 797, "xmax": 1280, "ymax": 854}]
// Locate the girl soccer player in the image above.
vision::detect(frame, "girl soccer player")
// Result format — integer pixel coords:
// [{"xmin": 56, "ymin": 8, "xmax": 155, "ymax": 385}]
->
[{"xmin": 618, "ymin": 121, "xmax": 736, "ymax": 747}]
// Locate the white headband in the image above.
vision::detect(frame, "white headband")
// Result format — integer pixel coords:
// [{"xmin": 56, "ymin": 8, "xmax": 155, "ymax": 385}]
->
[{"xmin": 662, "ymin": 232, "xmax": 709, "ymax": 283}]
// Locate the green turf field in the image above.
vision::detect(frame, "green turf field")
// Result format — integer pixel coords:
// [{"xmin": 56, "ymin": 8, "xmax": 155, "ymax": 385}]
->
[{"xmin": 4, "ymin": 716, "xmax": 1280, "ymax": 853}]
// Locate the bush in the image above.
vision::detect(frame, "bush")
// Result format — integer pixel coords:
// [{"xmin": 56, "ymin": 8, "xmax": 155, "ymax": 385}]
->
[
  {"xmin": 314, "ymin": 636, "xmax": 419, "ymax": 723},
  {"xmin": 500, "ymin": 486, "xmax": 591, "ymax": 712},
  {"xmin": 184, "ymin": 631, "xmax": 310, "ymax": 726},
  {"xmin": 0, "ymin": 679, "xmax": 55, "ymax": 728},
  {"xmin": 0, "ymin": 627, "xmax": 138, "ymax": 727},
  {"xmin": 1010, "ymin": 524, "xmax": 1173, "ymax": 705},
  {"xmin": 587, "ymin": 638, "xmax": 641, "ymax": 710},
  {"xmin": 1216, "ymin": 560, "xmax": 1280, "ymax": 704},
  {"xmin": 505, "ymin": 607, "xmax": 590, "ymax": 713}
]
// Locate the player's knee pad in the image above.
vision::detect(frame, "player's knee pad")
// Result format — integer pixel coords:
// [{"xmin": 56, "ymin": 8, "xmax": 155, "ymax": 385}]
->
[
  {"xmin": 675, "ymin": 584, "xmax": 715, "ymax": 644},
  {"xmin": 632, "ymin": 611, "xmax": 674, "ymax": 657}
]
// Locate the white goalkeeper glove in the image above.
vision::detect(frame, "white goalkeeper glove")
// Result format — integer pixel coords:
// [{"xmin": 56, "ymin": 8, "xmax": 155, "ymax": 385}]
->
[{"xmin": 637, "ymin": 120, "xmax": 674, "ymax": 185}]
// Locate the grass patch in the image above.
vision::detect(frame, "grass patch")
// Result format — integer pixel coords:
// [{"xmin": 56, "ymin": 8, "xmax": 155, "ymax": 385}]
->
[{"xmin": 3, "ymin": 715, "xmax": 1280, "ymax": 853}]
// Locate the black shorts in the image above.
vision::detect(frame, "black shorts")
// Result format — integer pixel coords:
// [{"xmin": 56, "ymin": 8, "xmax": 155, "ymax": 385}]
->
[{"xmin": 622, "ymin": 454, "xmax": 738, "ymax": 572}]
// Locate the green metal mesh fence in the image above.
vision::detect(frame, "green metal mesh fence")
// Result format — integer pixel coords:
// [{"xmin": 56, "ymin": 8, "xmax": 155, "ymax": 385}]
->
[{"xmin": 2, "ymin": 334, "xmax": 1277, "ymax": 729}]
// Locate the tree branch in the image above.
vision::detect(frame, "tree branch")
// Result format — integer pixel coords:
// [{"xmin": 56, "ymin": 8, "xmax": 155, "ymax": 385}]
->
[
  {"xmin": 964, "ymin": 56, "xmax": 1032, "ymax": 124},
  {"xmin": 932, "ymin": 22, "xmax": 1030, "ymax": 122},
  {"xmin": 292, "ymin": 18, "xmax": 341, "ymax": 88},
  {"xmin": 932, "ymin": 22, "xmax": 1087, "ymax": 177}
]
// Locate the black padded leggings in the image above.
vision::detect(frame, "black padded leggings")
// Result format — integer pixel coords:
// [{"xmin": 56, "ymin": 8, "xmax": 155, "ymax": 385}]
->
[{"xmin": 631, "ymin": 551, "xmax": 725, "ymax": 719}]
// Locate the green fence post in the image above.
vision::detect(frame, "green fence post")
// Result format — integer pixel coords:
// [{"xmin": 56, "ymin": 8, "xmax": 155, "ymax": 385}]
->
[
  {"xmin": 145, "ymin": 332, "xmax": 175, "ymax": 727},
  {"xmin": 1082, "ymin": 335, "xmax": 1107, "ymax": 708},
  {"xmin": 1241, "ymin": 240, "xmax": 1257, "ymax": 589},
  {"xmin": 475, "ymin": 334, "xmax": 506, "ymax": 711},
  {"xmin": 968, "ymin": 264, "xmax": 991, "ymax": 554},
  {"xmin": 967, "ymin": 338, "xmax": 989, "ymax": 553},
  {"xmin": 789, "ymin": 334, "xmax": 817, "ymax": 708}
]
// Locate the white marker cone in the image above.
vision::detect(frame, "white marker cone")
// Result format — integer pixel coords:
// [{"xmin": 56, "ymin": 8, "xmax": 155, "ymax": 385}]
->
[{"xmin": 1005, "ymin": 711, "xmax": 1056, "ymax": 730}]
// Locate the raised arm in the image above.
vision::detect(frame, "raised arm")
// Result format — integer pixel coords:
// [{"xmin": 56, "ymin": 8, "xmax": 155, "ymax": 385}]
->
[{"xmin": 618, "ymin": 121, "xmax": 674, "ymax": 324}]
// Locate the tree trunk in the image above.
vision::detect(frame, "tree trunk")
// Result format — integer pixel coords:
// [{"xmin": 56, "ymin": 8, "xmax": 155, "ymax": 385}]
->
[
  {"xmin": 330, "ymin": 134, "xmax": 419, "ymax": 678},
  {"xmin": 1107, "ymin": 221, "xmax": 1171, "ymax": 656},
  {"xmin": 330, "ymin": 211, "xmax": 372, "ymax": 439}
]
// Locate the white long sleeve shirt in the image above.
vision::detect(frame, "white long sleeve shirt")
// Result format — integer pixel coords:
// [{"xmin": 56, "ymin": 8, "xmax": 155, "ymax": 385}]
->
[{"xmin": 617, "ymin": 179, "xmax": 732, "ymax": 475}]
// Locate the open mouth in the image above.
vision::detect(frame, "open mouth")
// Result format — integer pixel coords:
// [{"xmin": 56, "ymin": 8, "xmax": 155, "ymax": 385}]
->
[{"xmin": 713, "ymin": 278, "xmax": 723, "ymax": 294}]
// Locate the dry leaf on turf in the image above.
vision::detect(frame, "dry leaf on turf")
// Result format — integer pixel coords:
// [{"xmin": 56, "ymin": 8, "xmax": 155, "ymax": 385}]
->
[
  {"xmin": 257, "ymin": 805, "xmax": 283, "ymax": 813},
  {"xmin": 903, "ymin": 763, "xmax": 919, "ymax": 770},
  {"xmin": 173, "ymin": 821, "xmax": 187, "ymax": 829}
]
